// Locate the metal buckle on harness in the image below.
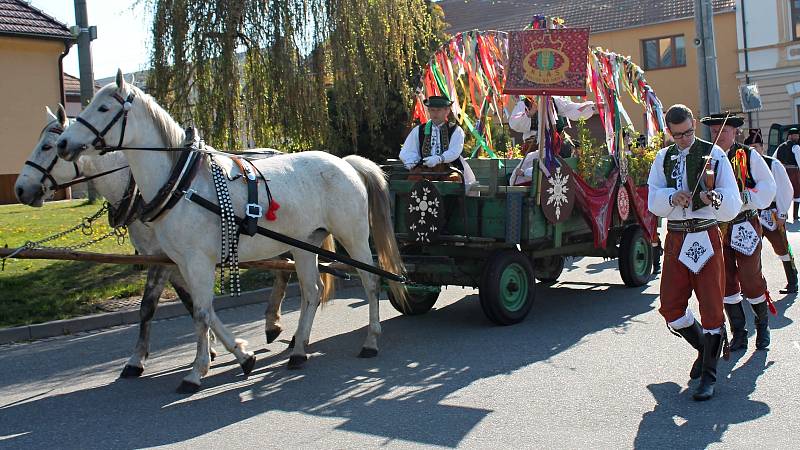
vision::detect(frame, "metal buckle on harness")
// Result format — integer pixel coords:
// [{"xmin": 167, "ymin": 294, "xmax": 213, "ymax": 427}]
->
[
  {"xmin": 246, "ymin": 203, "xmax": 263, "ymax": 218},
  {"xmin": 183, "ymin": 189, "xmax": 197, "ymax": 201}
]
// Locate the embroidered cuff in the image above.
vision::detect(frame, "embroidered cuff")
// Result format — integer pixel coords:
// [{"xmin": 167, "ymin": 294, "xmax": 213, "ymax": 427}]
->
[
  {"xmin": 668, "ymin": 194, "xmax": 675, "ymax": 207},
  {"xmin": 711, "ymin": 192, "xmax": 722, "ymax": 210},
  {"xmin": 779, "ymin": 212, "xmax": 788, "ymax": 219}
]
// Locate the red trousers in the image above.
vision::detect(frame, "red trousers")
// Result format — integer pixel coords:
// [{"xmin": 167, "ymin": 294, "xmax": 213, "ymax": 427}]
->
[
  {"xmin": 722, "ymin": 217, "xmax": 768, "ymax": 300},
  {"xmin": 659, "ymin": 227, "xmax": 725, "ymax": 330}
]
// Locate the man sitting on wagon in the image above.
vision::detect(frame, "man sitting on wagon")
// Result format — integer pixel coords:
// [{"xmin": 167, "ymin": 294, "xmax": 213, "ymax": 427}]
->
[
  {"xmin": 508, "ymin": 96, "xmax": 595, "ymax": 186},
  {"xmin": 399, "ymin": 95, "xmax": 476, "ymax": 190}
]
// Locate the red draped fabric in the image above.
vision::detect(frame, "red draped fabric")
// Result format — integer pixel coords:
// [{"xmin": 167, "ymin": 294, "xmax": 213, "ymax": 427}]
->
[{"xmin": 568, "ymin": 166, "xmax": 658, "ymax": 248}]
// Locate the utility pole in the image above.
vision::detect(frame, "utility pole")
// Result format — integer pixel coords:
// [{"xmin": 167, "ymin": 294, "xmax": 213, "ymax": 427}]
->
[
  {"xmin": 72, "ymin": 0, "xmax": 98, "ymax": 202},
  {"xmin": 694, "ymin": 0, "xmax": 721, "ymax": 139}
]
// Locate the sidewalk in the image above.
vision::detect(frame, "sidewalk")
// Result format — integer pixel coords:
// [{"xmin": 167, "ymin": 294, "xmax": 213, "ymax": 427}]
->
[{"xmin": 0, "ymin": 279, "xmax": 363, "ymax": 345}]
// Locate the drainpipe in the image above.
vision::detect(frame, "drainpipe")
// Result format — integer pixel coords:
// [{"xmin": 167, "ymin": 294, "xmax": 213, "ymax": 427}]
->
[
  {"xmin": 58, "ymin": 39, "xmax": 74, "ymax": 108},
  {"xmin": 740, "ymin": 0, "xmax": 752, "ymax": 128}
]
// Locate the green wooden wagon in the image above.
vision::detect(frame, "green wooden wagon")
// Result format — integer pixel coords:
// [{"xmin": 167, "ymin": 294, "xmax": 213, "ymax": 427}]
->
[{"xmin": 384, "ymin": 156, "xmax": 656, "ymax": 325}]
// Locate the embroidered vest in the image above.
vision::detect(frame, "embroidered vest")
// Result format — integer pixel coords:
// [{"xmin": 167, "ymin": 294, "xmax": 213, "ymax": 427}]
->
[
  {"xmin": 775, "ymin": 140, "xmax": 798, "ymax": 166},
  {"xmin": 417, "ymin": 121, "xmax": 457, "ymax": 159},
  {"xmin": 727, "ymin": 143, "xmax": 756, "ymax": 192},
  {"xmin": 663, "ymin": 138, "xmax": 716, "ymax": 211}
]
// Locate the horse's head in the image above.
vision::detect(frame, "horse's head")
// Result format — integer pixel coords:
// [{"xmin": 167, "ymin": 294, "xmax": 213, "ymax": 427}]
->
[
  {"xmin": 57, "ymin": 69, "xmax": 136, "ymax": 161},
  {"xmin": 15, "ymin": 105, "xmax": 80, "ymax": 206}
]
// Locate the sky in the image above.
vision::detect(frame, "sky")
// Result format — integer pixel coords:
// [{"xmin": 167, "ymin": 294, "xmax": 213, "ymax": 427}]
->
[{"xmin": 29, "ymin": 0, "xmax": 151, "ymax": 80}]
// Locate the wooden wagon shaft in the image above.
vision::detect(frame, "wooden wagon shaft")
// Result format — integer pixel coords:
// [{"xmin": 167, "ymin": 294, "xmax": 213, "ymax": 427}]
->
[{"xmin": 0, "ymin": 247, "xmax": 356, "ymax": 273}]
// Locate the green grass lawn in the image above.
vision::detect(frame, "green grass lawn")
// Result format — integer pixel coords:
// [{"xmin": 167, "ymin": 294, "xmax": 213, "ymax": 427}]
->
[{"xmin": 0, "ymin": 199, "xmax": 274, "ymax": 328}]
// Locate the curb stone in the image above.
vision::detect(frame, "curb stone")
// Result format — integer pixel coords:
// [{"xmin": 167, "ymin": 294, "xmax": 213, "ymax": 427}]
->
[{"xmin": 0, "ymin": 278, "xmax": 363, "ymax": 345}]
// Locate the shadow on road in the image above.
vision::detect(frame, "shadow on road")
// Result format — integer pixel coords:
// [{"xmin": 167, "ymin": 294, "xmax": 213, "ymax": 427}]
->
[
  {"xmin": 0, "ymin": 283, "xmax": 658, "ymax": 449},
  {"xmin": 635, "ymin": 350, "xmax": 772, "ymax": 449}
]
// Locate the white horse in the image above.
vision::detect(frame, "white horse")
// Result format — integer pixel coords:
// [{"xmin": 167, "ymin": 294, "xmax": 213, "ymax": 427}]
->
[
  {"xmin": 56, "ymin": 70, "xmax": 407, "ymax": 392},
  {"xmin": 14, "ymin": 105, "xmax": 310, "ymax": 379}
]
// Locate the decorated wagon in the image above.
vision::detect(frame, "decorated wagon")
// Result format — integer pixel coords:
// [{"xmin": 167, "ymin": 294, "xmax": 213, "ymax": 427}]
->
[{"xmin": 385, "ymin": 19, "xmax": 666, "ymax": 325}]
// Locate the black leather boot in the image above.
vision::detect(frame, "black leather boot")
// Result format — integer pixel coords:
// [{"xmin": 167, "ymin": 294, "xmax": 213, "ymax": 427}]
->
[
  {"xmin": 780, "ymin": 260, "xmax": 798, "ymax": 294},
  {"xmin": 794, "ymin": 202, "xmax": 799, "ymax": 222},
  {"xmin": 723, "ymin": 302, "xmax": 748, "ymax": 351},
  {"xmin": 693, "ymin": 332, "xmax": 722, "ymax": 401},
  {"xmin": 652, "ymin": 244, "xmax": 663, "ymax": 275},
  {"xmin": 674, "ymin": 320, "xmax": 704, "ymax": 380},
  {"xmin": 751, "ymin": 301, "xmax": 771, "ymax": 350}
]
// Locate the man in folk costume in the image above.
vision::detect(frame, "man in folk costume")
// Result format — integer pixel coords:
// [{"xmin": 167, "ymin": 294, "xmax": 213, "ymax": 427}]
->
[
  {"xmin": 399, "ymin": 95, "xmax": 476, "ymax": 189},
  {"xmin": 648, "ymin": 105, "xmax": 743, "ymax": 401},
  {"xmin": 746, "ymin": 129, "xmax": 798, "ymax": 294},
  {"xmin": 772, "ymin": 127, "xmax": 800, "ymax": 221},
  {"xmin": 701, "ymin": 113, "xmax": 776, "ymax": 352},
  {"xmin": 508, "ymin": 96, "xmax": 594, "ymax": 186}
]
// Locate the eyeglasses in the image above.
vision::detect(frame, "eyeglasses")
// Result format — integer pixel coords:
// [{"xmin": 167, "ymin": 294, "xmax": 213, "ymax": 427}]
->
[{"xmin": 669, "ymin": 128, "xmax": 695, "ymax": 139}]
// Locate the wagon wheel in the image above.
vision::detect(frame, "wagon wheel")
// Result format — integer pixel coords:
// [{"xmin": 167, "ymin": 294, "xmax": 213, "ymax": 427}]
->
[
  {"xmin": 619, "ymin": 225, "xmax": 653, "ymax": 287},
  {"xmin": 479, "ymin": 250, "xmax": 536, "ymax": 325},
  {"xmin": 388, "ymin": 285, "xmax": 441, "ymax": 316},
  {"xmin": 534, "ymin": 256, "xmax": 564, "ymax": 284}
]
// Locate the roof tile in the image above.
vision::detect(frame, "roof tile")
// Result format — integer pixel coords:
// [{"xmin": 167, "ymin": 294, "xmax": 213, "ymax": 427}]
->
[{"xmin": 0, "ymin": 0, "xmax": 72, "ymax": 40}]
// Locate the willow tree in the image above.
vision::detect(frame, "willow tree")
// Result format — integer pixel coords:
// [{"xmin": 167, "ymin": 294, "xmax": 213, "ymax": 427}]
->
[{"xmin": 148, "ymin": 0, "xmax": 447, "ymax": 159}]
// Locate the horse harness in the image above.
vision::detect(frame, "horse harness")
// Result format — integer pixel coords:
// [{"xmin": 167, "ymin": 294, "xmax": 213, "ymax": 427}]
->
[{"xmin": 67, "ymin": 90, "xmax": 407, "ymax": 285}]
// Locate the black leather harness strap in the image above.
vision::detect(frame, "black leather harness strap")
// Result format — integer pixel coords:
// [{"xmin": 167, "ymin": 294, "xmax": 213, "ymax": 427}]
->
[
  {"xmin": 138, "ymin": 151, "xmax": 203, "ymax": 223},
  {"xmin": 181, "ymin": 189, "xmax": 406, "ymax": 282}
]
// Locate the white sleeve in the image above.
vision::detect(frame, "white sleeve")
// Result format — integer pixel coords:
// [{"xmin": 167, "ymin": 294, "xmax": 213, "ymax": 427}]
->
[
  {"xmin": 441, "ymin": 126, "xmax": 465, "ymax": 163},
  {"xmin": 793, "ymin": 144, "xmax": 800, "ymax": 166},
  {"xmin": 772, "ymin": 160, "xmax": 794, "ymax": 217},
  {"xmin": 509, "ymin": 101, "xmax": 532, "ymax": 134},
  {"xmin": 399, "ymin": 126, "xmax": 421, "ymax": 166},
  {"xmin": 744, "ymin": 150, "xmax": 776, "ymax": 210},
  {"xmin": 553, "ymin": 96, "xmax": 595, "ymax": 121},
  {"xmin": 647, "ymin": 149, "xmax": 678, "ymax": 217},
  {"xmin": 710, "ymin": 147, "xmax": 745, "ymax": 222}
]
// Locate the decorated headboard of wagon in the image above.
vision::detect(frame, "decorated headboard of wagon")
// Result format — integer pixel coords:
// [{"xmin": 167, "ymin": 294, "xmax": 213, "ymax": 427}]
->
[{"xmin": 411, "ymin": 16, "xmax": 665, "ymax": 248}]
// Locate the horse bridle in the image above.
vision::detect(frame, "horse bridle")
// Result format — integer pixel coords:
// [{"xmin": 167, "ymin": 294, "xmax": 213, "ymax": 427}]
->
[
  {"xmin": 24, "ymin": 126, "xmax": 81, "ymax": 190},
  {"xmin": 74, "ymin": 91, "xmax": 136, "ymax": 153}
]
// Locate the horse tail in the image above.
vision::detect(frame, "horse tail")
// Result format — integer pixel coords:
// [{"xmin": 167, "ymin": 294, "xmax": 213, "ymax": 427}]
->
[
  {"xmin": 320, "ymin": 234, "xmax": 336, "ymax": 305},
  {"xmin": 342, "ymin": 155, "xmax": 408, "ymax": 307}
]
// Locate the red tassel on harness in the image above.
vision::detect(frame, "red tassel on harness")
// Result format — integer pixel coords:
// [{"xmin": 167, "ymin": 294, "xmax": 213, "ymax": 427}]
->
[
  {"xmin": 266, "ymin": 199, "xmax": 280, "ymax": 221},
  {"xmin": 766, "ymin": 291, "xmax": 777, "ymax": 316}
]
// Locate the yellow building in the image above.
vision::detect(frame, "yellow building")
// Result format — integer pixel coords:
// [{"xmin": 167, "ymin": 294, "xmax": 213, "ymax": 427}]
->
[
  {"xmin": 439, "ymin": 0, "xmax": 739, "ymax": 133},
  {"xmin": 0, "ymin": 0, "xmax": 74, "ymax": 204}
]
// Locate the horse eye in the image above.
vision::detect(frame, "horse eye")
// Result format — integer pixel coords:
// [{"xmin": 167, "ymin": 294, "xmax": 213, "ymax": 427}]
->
[
  {"xmin": 98, "ymin": 105, "xmax": 110, "ymax": 112},
  {"xmin": 41, "ymin": 144, "xmax": 52, "ymax": 151}
]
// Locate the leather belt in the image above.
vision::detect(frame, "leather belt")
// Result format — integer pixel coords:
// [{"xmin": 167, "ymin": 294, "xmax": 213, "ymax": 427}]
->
[
  {"xmin": 729, "ymin": 209, "xmax": 757, "ymax": 225},
  {"xmin": 667, "ymin": 218, "xmax": 718, "ymax": 233}
]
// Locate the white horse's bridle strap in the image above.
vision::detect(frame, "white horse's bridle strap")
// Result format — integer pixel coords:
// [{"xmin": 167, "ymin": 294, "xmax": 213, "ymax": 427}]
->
[{"xmin": 75, "ymin": 92, "xmax": 136, "ymax": 152}]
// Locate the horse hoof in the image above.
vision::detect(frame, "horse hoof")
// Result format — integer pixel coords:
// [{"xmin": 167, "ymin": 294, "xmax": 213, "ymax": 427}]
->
[
  {"xmin": 241, "ymin": 354, "xmax": 257, "ymax": 376},
  {"xmin": 210, "ymin": 348, "xmax": 218, "ymax": 361},
  {"xmin": 288, "ymin": 336, "xmax": 295, "ymax": 349},
  {"xmin": 266, "ymin": 328, "xmax": 282, "ymax": 344},
  {"xmin": 176, "ymin": 380, "xmax": 201, "ymax": 394},
  {"xmin": 119, "ymin": 365, "xmax": 144, "ymax": 378},
  {"xmin": 287, "ymin": 354, "xmax": 307, "ymax": 370},
  {"xmin": 358, "ymin": 347, "xmax": 378, "ymax": 358}
]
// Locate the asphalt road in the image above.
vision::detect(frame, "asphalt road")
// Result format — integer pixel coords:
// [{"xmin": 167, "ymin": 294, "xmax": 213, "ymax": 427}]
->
[{"xmin": 1, "ymin": 226, "xmax": 799, "ymax": 449}]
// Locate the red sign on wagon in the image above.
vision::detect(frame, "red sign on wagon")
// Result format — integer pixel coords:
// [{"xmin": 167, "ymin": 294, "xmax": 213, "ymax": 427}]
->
[{"xmin": 503, "ymin": 28, "xmax": 590, "ymax": 96}]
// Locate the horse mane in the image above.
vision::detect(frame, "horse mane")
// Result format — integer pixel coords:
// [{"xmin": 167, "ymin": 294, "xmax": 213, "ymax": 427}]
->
[{"xmin": 125, "ymin": 84, "xmax": 186, "ymax": 165}]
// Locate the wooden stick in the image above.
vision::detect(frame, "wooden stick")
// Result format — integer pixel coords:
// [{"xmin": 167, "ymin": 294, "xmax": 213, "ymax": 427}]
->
[{"xmin": 536, "ymin": 95, "xmax": 546, "ymax": 205}]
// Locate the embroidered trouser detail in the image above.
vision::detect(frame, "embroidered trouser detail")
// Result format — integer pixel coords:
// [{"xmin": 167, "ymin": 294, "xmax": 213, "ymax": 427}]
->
[{"xmin": 660, "ymin": 228, "xmax": 725, "ymax": 330}]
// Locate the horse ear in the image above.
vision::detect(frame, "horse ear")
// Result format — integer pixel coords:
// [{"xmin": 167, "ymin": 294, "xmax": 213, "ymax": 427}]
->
[
  {"xmin": 116, "ymin": 68, "xmax": 125, "ymax": 89},
  {"xmin": 56, "ymin": 104, "xmax": 68, "ymax": 128},
  {"xmin": 45, "ymin": 106, "xmax": 57, "ymax": 122},
  {"xmin": 129, "ymin": 72, "xmax": 135, "ymax": 85}
]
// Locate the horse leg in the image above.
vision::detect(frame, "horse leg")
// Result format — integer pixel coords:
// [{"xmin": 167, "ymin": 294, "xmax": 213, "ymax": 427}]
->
[
  {"xmin": 265, "ymin": 270, "xmax": 289, "ymax": 344},
  {"xmin": 339, "ymin": 238, "xmax": 382, "ymax": 358},
  {"xmin": 170, "ymin": 271, "xmax": 218, "ymax": 361},
  {"xmin": 120, "ymin": 266, "xmax": 171, "ymax": 378},
  {"xmin": 287, "ymin": 252, "xmax": 321, "ymax": 369},
  {"xmin": 175, "ymin": 261, "xmax": 217, "ymax": 393}
]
